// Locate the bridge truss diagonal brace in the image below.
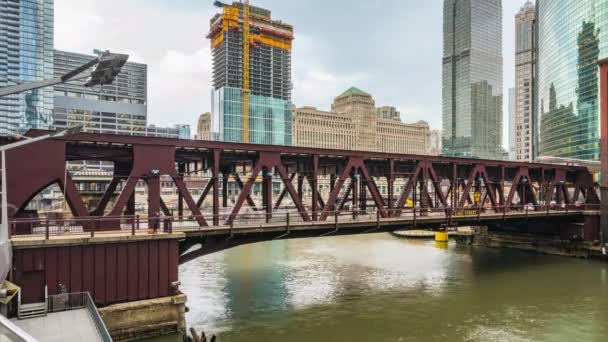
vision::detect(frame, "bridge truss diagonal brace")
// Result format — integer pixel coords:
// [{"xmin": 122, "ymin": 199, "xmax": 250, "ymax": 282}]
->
[
  {"xmin": 392, "ymin": 160, "xmax": 449, "ymax": 216},
  {"xmin": 392, "ymin": 162, "xmax": 423, "ymax": 217},
  {"xmin": 505, "ymin": 167, "xmax": 538, "ymax": 210},
  {"xmin": 319, "ymin": 157, "xmax": 387, "ymax": 221},
  {"xmin": 107, "ymin": 144, "xmax": 208, "ymax": 226},
  {"xmin": 456, "ymin": 164, "xmax": 500, "ymax": 212},
  {"xmin": 226, "ymin": 152, "xmax": 311, "ymax": 226}
]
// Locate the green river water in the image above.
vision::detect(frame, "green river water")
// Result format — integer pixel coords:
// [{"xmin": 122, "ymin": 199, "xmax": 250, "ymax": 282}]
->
[{"xmin": 147, "ymin": 233, "xmax": 608, "ymax": 341}]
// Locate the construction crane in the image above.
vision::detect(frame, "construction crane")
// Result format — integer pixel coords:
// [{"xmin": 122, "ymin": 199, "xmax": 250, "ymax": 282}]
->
[{"xmin": 242, "ymin": 0, "xmax": 251, "ymax": 143}]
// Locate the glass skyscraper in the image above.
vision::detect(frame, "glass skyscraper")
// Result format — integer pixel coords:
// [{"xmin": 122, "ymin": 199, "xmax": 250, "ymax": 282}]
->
[
  {"xmin": 537, "ymin": 0, "xmax": 608, "ymax": 161},
  {"xmin": 0, "ymin": 0, "xmax": 54, "ymax": 135},
  {"xmin": 442, "ymin": 0, "xmax": 503, "ymax": 160}
]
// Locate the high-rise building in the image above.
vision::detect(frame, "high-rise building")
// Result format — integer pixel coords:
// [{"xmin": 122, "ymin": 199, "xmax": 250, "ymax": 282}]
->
[
  {"xmin": 377, "ymin": 106, "xmax": 401, "ymax": 120},
  {"xmin": 441, "ymin": 0, "xmax": 503, "ymax": 160},
  {"xmin": 0, "ymin": 0, "xmax": 54, "ymax": 135},
  {"xmin": 508, "ymin": 87, "xmax": 516, "ymax": 160},
  {"xmin": 208, "ymin": 2, "xmax": 293, "ymax": 145},
  {"xmin": 54, "ymin": 49, "xmax": 189, "ymax": 141},
  {"xmin": 53, "ymin": 49, "xmax": 148, "ymax": 136},
  {"xmin": 292, "ymin": 87, "xmax": 431, "ymax": 155},
  {"xmin": 430, "ymin": 129, "xmax": 442, "ymax": 156},
  {"xmin": 537, "ymin": 0, "xmax": 608, "ymax": 161},
  {"xmin": 197, "ymin": 112, "xmax": 211, "ymax": 140},
  {"xmin": 514, "ymin": 1, "xmax": 536, "ymax": 162}
]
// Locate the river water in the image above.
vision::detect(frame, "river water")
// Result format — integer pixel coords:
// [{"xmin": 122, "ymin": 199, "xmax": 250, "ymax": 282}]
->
[{"xmin": 154, "ymin": 233, "xmax": 608, "ymax": 341}]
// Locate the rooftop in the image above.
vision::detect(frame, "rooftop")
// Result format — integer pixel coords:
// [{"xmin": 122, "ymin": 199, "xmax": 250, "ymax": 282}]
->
[{"xmin": 338, "ymin": 87, "xmax": 370, "ymax": 98}]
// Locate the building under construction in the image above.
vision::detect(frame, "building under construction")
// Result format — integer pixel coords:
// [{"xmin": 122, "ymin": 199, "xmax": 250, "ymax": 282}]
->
[{"xmin": 208, "ymin": 1, "xmax": 294, "ymax": 145}]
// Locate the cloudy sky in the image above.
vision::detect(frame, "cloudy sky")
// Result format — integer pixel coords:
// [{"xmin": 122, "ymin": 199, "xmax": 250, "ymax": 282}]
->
[{"xmin": 56, "ymin": 0, "xmax": 529, "ymax": 147}]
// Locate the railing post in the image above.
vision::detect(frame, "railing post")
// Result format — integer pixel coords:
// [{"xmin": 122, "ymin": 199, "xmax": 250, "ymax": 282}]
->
[
  {"xmin": 286, "ymin": 212, "xmax": 290, "ymax": 230},
  {"xmin": 376, "ymin": 210, "xmax": 380, "ymax": 230},
  {"xmin": 131, "ymin": 216, "xmax": 135, "ymax": 236},
  {"xmin": 334, "ymin": 210, "xmax": 338, "ymax": 230},
  {"xmin": 136, "ymin": 215, "xmax": 140, "ymax": 232},
  {"xmin": 91, "ymin": 219, "xmax": 95, "ymax": 238},
  {"xmin": 526, "ymin": 204, "xmax": 529, "ymax": 220},
  {"xmin": 413, "ymin": 207, "xmax": 417, "ymax": 228},
  {"xmin": 477, "ymin": 204, "xmax": 481, "ymax": 222},
  {"xmin": 45, "ymin": 219, "xmax": 50, "ymax": 240},
  {"xmin": 168, "ymin": 217, "xmax": 173, "ymax": 234}
]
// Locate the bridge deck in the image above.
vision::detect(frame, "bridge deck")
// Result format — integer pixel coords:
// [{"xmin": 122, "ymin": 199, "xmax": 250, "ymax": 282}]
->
[{"xmin": 10, "ymin": 209, "xmax": 595, "ymax": 248}]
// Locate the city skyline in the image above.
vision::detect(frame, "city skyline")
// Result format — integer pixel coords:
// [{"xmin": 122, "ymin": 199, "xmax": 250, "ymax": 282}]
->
[{"xmin": 54, "ymin": 0, "xmax": 530, "ymax": 148}]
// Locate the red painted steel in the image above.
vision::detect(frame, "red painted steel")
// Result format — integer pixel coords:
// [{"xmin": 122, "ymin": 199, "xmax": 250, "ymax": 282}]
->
[
  {"xmin": 3, "ymin": 131, "xmax": 600, "ymax": 236},
  {"xmin": 12, "ymin": 239, "xmax": 179, "ymax": 306}
]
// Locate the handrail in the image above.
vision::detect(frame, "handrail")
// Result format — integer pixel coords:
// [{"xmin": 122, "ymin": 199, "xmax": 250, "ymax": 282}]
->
[
  {"xmin": 85, "ymin": 292, "xmax": 112, "ymax": 342},
  {"xmin": 47, "ymin": 292, "xmax": 112, "ymax": 342},
  {"xmin": 0, "ymin": 314, "xmax": 38, "ymax": 342},
  {"xmin": 7, "ymin": 203, "xmax": 600, "ymax": 239}
]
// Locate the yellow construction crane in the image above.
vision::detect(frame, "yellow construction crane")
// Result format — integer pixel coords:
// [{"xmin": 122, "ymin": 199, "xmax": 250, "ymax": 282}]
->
[{"xmin": 242, "ymin": 0, "xmax": 250, "ymax": 143}]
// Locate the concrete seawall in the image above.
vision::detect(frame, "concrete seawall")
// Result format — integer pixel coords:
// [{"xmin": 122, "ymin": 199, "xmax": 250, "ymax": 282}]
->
[{"xmin": 99, "ymin": 293, "xmax": 187, "ymax": 341}]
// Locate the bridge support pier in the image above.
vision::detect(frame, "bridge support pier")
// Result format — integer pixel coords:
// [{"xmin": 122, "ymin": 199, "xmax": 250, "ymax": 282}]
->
[{"xmin": 584, "ymin": 215, "xmax": 600, "ymax": 242}]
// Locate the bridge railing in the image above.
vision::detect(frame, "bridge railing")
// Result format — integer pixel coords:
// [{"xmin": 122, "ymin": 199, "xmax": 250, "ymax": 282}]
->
[{"xmin": 8, "ymin": 203, "xmax": 598, "ymax": 240}]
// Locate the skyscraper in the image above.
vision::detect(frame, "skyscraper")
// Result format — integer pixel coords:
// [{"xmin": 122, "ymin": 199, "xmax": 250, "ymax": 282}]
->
[
  {"xmin": 0, "ymin": 0, "xmax": 54, "ymax": 135},
  {"xmin": 441, "ymin": 0, "xmax": 503, "ymax": 160},
  {"xmin": 508, "ymin": 87, "xmax": 515, "ymax": 160},
  {"xmin": 514, "ymin": 1, "xmax": 536, "ymax": 162},
  {"xmin": 208, "ymin": 1, "xmax": 293, "ymax": 145},
  {"xmin": 537, "ymin": 0, "xmax": 608, "ymax": 161}
]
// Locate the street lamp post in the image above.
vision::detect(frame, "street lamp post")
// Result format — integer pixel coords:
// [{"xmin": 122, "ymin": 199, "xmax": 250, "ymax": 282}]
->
[
  {"xmin": 0, "ymin": 50, "xmax": 129, "ymax": 284},
  {"xmin": 0, "ymin": 51, "xmax": 129, "ymax": 98}
]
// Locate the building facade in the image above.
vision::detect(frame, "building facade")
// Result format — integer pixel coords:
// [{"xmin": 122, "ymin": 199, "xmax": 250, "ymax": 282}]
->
[
  {"xmin": 145, "ymin": 125, "xmax": 190, "ymax": 139},
  {"xmin": 537, "ymin": 0, "xmax": 608, "ymax": 161},
  {"xmin": 293, "ymin": 87, "xmax": 431, "ymax": 155},
  {"xmin": 0, "ymin": 0, "xmax": 54, "ymax": 135},
  {"xmin": 514, "ymin": 1, "xmax": 537, "ymax": 162},
  {"xmin": 53, "ymin": 49, "xmax": 189, "ymax": 141},
  {"xmin": 53, "ymin": 49, "xmax": 148, "ymax": 136},
  {"xmin": 441, "ymin": 0, "xmax": 503, "ymax": 160},
  {"xmin": 430, "ymin": 129, "xmax": 442, "ymax": 156},
  {"xmin": 197, "ymin": 112, "xmax": 211, "ymax": 140},
  {"xmin": 508, "ymin": 87, "xmax": 516, "ymax": 160},
  {"xmin": 208, "ymin": 2, "xmax": 293, "ymax": 145},
  {"xmin": 377, "ymin": 106, "xmax": 401, "ymax": 120}
]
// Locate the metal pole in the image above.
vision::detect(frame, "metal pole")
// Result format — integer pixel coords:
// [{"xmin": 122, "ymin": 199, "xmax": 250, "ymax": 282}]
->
[{"xmin": 1, "ymin": 150, "xmax": 7, "ymax": 244}]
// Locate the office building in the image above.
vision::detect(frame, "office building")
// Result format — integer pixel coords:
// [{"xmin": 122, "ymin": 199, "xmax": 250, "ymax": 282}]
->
[
  {"xmin": 430, "ymin": 130, "xmax": 442, "ymax": 156},
  {"xmin": 53, "ymin": 49, "xmax": 189, "ymax": 141},
  {"xmin": 197, "ymin": 112, "xmax": 211, "ymax": 140},
  {"xmin": 208, "ymin": 2, "xmax": 293, "ymax": 145},
  {"xmin": 514, "ymin": 1, "xmax": 537, "ymax": 162},
  {"xmin": 293, "ymin": 87, "xmax": 431, "ymax": 155},
  {"xmin": 53, "ymin": 49, "xmax": 148, "ymax": 135},
  {"xmin": 508, "ymin": 87, "xmax": 516, "ymax": 160},
  {"xmin": 442, "ymin": 0, "xmax": 503, "ymax": 160},
  {"xmin": 377, "ymin": 106, "xmax": 401, "ymax": 120},
  {"xmin": 0, "ymin": 0, "xmax": 54, "ymax": 135},
  {"xmin": 537, "ymin": 0, "xmax": 608, "ymax": 161},
  {"xmin": 145, "ymin": 125, "xmax": 190, "ymax": 139}
]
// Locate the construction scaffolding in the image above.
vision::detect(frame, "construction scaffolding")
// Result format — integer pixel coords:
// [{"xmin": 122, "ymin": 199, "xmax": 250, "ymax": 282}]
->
[{"xmin": 208, "ymin": 0, "xmax": 294, "ymax": 144}]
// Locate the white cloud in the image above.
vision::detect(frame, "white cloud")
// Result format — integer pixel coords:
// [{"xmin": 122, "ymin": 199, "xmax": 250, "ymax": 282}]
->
[{"xmin": 55, "ymin": 0, "xmax": 215, "ymax": 130}]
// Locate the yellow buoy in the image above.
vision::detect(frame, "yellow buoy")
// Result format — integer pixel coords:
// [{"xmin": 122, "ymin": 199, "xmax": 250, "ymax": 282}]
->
[
  {"xmin": 434, "ymin": 241, "xmax": 448, "ymax": 250},
  {"xmin": 435, "ymin": 231, "xmax": 449, "ymax": 242}
]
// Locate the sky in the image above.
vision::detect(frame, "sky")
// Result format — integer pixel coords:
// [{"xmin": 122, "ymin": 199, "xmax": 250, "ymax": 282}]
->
[{"xmin": 55, "ymin": 0, "xmax": 530, "ymax": 148}]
